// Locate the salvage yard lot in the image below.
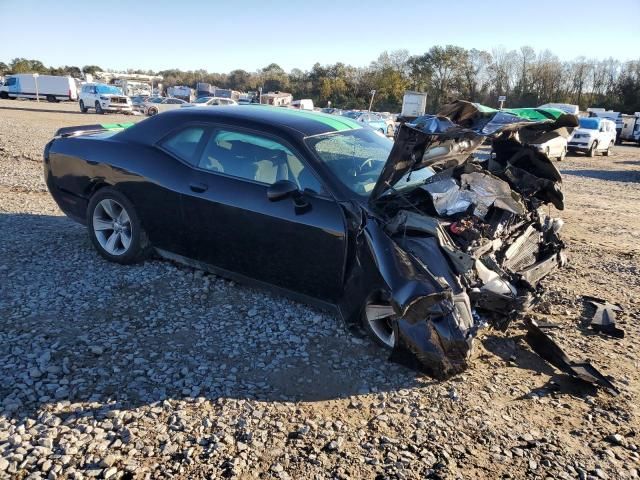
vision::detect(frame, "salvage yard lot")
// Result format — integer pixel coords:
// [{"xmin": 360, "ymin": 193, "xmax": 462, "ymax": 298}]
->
[{"xmin": 1, "ymin": 99, "xmax": 639, "ymax": 479}]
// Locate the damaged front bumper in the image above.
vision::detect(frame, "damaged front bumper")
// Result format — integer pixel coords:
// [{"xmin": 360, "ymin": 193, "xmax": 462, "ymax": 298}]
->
[{"xmin": 368, "ymin": 101, "xmax": 574, "ymax": 379}]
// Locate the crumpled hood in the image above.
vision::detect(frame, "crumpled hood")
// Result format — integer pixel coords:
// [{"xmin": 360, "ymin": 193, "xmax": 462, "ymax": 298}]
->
[{"xmin": 369, "ymin": 100, "xmax": 578, "ymax": 204}]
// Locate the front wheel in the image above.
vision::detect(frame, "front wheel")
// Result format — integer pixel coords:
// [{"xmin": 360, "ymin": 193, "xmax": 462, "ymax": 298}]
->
[
  {"xmin": 0, "ymin": 91, "xmax": 8, "ymax": 99},
  {"xmin": 587, "ymin": 141, "xmax": 598, "ymax": 157},
  {"xmin": 603, "ymin": 141, "xmax": 613, "ymax": 156},
  {"xmin": 361, "ymin": 294, "xmax": 396, "ymax": 349},
  {"xmin": 79, "ymin": 100, "xmax": 88, "ymax": 113},
  {"xmin": 87, "ymin": 188, "xmax": 149, "ymax": 264},
  {"xmin": 95, "ymin": 101, "xmax": 104, "ymax": 114},
  {"xmin": 148, "ymin": 107, "xmax": 158, "ymax": 116}
]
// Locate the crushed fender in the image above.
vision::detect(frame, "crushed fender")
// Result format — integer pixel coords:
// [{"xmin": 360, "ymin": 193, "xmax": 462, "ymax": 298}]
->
[
  {"xmin": 369, "ymin": 100, "xmax": 576, "ymax": 378},
  {"xmin": 524, "ymin": 318, "xmax": 619, "ymax": 395}
]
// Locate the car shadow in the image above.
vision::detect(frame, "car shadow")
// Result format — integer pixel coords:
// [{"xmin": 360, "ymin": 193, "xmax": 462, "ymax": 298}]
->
[
  {"xmin": 561, "ymin": 169, "xmax": 640, "ymax": 183},
  {"xmin": 481, "ymin": 333, "xmax": 599, "ymax": 399},
  {"xmin": 0, "ymin": 213, "xmax": 425, "ymax": 422}
]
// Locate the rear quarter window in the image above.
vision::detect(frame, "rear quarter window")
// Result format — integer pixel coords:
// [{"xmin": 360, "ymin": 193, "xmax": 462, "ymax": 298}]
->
[{"xmin": 160, "ymin": 127, "xmax": 206, "ymax": 165}]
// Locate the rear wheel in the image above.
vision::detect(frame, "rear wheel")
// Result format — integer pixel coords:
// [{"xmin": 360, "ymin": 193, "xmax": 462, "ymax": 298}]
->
[
  {"xmin": 87, "ymin": 188, "xmax": 149, "ymax": 264},
  {"xmin": 587, "ymin": 141, "xmax": 598, "ymax": 157},
  {"xmin": 362, "ymin": 294, "xmax": 396, "ymax": 349},
  {"xmin": 603, "ymin": 141, "xmax": 613, "ymax": 156},
  {"xmin": 95, "ymin": 101, "xmax": 104, "ymax": 114},
  {"xmin": 148, "ymin": 107, "xmax": 158, "ymax": 116},
  {"xmin": 46, "ymin": 95, "xmax": 56, "ymax": 103},
  {"xmin": 79, "ymin": 100, "xmax": 88, "ymax": 113}
]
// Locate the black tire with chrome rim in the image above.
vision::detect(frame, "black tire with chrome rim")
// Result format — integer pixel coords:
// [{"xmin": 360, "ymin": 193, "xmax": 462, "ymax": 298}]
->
[{"xmin": 87, "ymin": 188, "xmax": 149, "ymax": 264}]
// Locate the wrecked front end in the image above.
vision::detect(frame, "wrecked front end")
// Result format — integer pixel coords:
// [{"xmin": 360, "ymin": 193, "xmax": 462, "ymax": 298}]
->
[{"xmin": 363, "ymin": 101, "xmax": 576, "ymax": 379}]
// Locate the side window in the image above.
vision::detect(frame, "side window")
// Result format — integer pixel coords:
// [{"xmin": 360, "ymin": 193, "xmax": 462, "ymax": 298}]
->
[
  {"xmin": 197, "ymin": 129, "xmax": 325, "ymax": 193},
  {"xmin": 5, "ymin": 78, "xmax": 16, "ymax": 87},
  {"xmin": 167, "ymin": 99, "xmax": 182, "ymax": 104},
  {"xmin": 160, "ymin": 127, "xmax": 206, "ymax": 165}
]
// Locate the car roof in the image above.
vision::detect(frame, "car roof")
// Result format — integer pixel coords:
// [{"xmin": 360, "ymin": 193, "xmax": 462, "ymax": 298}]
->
[{"xmin": 128, "ymin": 105, "xmax": 363, "ymax": 139}]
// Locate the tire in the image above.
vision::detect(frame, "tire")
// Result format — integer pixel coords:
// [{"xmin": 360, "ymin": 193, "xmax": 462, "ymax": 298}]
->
[
  {"xmin": 148, "ymin": 107, "xmax": 158, "ymax": 116},
  {"xmin": 79, "ymin": 100, "xmax": 88, "ymax": 113},
  {"xmin": 46, "ymin": 95, "xmax": 56, "ymax": 103},
  {"xmin": 0, "ymin": 91, "xmax": 8, "ymax": 99},
  {"xmin": 558, "ymin": 147, "xmax": 566, "ymax": 161},
  {"xmin": 95, "ymin": 101, "xmax": 104, "ymax": 114},
  {"xmin": 603, "ymin": 141, "xmax": 613, "ymax": 156},
  {"xmin": 587, "ymin": 141, "xmax": 598, "ymax": 157},
  {"xmin": 87, "ymin": 188, "xmax": 150, "ymax": 265},
  {"xmin": 361, "ymin": 293, "xmax": 396, "ymax": 349}
]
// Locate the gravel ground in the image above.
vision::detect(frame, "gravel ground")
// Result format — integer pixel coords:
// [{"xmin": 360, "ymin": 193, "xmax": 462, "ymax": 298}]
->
[{"xmin": 1, "ymin": 100, "xmax": 639, "ymax": 479}]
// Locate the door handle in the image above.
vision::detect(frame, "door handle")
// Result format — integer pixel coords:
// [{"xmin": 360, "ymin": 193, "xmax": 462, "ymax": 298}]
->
[{"xmin": 189, "ymin": 182, "xmax": 208, "ymax": 193}]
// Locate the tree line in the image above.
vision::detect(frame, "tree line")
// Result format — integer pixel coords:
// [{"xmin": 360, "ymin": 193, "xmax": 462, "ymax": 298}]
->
[{"xmin": 2, "ymin": 46, "xmax": 639, "ymax": 113}]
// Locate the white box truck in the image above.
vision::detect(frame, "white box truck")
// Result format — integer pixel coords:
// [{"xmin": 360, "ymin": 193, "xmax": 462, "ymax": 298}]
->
[
  {"xmin": 620, "ymin": 113, "xmax": 640, "ymax": 145},
  {"xmin": 401, "ymin": 91, "xmax": 427, "ymax": 118},
  {"xmin": 0, "ymin": 74, "xmax": 78, "ymax": 102}
]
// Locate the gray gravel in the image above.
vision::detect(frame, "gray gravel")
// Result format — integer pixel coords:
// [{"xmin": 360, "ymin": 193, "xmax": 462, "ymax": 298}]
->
[{"xmin": 1, "ymin": 100, "xmax": 639, "ymax": 479}]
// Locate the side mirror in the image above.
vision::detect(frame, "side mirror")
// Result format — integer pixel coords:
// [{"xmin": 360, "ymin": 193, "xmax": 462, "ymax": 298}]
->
[{"xmin": 267, "ymin": 180, "xmax": 299, "ymax": 201}]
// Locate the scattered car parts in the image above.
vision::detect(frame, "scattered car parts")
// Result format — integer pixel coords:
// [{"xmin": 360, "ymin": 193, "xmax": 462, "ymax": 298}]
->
[
  {"xmin": 584, "ymin": 296, "xmax": 625, "ymax": 339},
  {"xmin": 524, "ymin": 318, "xmax": 619, "ymax": 395}
]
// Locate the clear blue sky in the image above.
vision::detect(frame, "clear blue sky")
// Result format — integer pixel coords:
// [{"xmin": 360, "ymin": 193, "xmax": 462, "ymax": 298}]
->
[{"xmin": 1, "ymin": 0, "xmax": 638, "ymax": 72}]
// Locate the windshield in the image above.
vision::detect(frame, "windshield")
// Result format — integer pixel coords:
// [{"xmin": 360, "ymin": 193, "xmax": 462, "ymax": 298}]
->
[
  {"xmin": 96, "ymin": 84, "xmax": 122, "ymax": 95},
  {"xmin": 306, "ymin": 128, "xmax": 392, "ymax": 196},
  {"xmin": 579, "ymin": 117, "xmax": 600, "ymax": 130}
]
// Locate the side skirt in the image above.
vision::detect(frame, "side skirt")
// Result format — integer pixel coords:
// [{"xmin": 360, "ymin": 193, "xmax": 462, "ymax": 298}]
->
[{"xmin": 155, "ymin": 248, "xmax": 340, "ymax": 317}]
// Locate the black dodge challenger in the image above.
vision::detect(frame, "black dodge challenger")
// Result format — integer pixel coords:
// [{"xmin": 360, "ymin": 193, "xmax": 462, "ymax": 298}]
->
[{"xmin": 44, "ymin": 103, "xmax": 573, "ymax": 378}]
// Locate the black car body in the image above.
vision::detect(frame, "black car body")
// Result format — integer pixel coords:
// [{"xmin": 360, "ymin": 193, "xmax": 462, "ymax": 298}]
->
[{"xmin": 44, "ymin": 103, "xmax": 575, "ymax": 378}]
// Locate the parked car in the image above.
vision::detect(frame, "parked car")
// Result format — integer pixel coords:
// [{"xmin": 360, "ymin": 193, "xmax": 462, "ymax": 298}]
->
[
  {"xmin": 130, "ymin": 95, "xmax": 158, "ymax": 112},
  {"xmin": 0, "ymin": 74, "xmax": 78, "ymax": 102},
  {"xmin": 143, "ymin": 97, "xmax": 187, "ymax": 116},
  {"xmin": 378, "ymin": 112, "xmax": 397, "ymax": 137},
  {"xmin": 341, "ymin": 111, "xmax": 388, "ymax": 134},
  {"xmin": 529, "ymin": 134, "xmax": 568, "ymax": 161},
  {"xmin": 181, "ymin": 96, "xmax": 238, "ymax": 107},
  {"xmin": 568, "ymin": 117, "xmax": 616, "ymax": 156},
  {"xmin": 43, "ymin": 103, "xmax": 567, "ymax": 378},
  {"xmin": 79, "ymin": 83, "xmax": 132, "ymax": 114}
]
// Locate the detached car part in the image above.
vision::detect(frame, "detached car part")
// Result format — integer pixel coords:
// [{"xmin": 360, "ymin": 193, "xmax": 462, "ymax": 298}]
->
[{"xmin": 524, "ymin": 318, "xmax": 618, "ymax": 395}]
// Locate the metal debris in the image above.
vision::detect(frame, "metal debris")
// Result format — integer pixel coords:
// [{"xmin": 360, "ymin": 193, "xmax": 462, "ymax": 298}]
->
[
  {"xmin": 524, "ymin": 318, "xmax": 619, "ymax": 396},
  {"xmin": 584, "ymin": 296, "xmax": 625, "ymax": 339}
]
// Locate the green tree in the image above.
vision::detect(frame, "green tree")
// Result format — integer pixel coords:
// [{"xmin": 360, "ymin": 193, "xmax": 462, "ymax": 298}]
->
[{"xmin": 82, "ymin": 65, "xmax": 102, "ymax": 76}]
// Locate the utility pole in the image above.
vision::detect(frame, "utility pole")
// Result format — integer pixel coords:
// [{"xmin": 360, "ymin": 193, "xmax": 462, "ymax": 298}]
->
[
  {"xmin": 33, "ymin": 73, "xmax": 40, "ymax": 102},
  {"xmin": 368, "ymin": 89, "xmax": 376, "ymax": 112}
]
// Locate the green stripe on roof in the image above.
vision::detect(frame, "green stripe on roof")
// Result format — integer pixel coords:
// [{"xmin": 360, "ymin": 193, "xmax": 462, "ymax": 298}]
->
[
  {"xmin": 100, "ymin": 122, "xmax": 135, "ymax": 130},
  {"xmin": 502, "ymin": 107, "xmax": 565, "ymax": 121}
]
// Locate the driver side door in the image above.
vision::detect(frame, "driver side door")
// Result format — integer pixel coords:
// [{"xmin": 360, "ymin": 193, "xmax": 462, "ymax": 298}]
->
[{"xmin": 181, "ymin": 126, "xmax": 348, "ymax": 303}]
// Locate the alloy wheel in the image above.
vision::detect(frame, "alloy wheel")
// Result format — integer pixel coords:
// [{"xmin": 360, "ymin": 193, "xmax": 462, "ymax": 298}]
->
[
  {"xmin": 92, "ymin": 199, "xmax": 132, "ymax": 256},
  {"xmin": 364, "ymin": 302, "xmax": 396, "ymax": 348}
]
